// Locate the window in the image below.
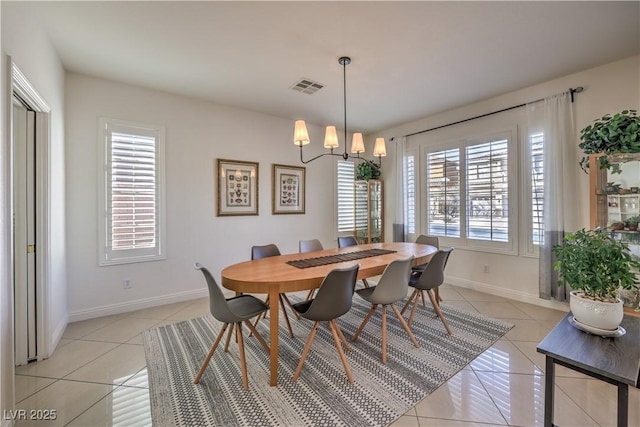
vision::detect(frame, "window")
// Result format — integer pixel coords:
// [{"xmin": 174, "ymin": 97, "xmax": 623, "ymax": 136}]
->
[
  {"xmin": 530, "ymin": 133, "xmax": 544, "ymax": 246},
  {"xmin": 406, "ymin": 153, "xmax": 416, "ymax": 235},
  {"xmin": 466, "ymin": 139, "xmax": 509, "ymax": 242},
  {"xmin": 98, "ymin": 118, "xmax": 166, "ymax": 265},
  {"xmin": 427, "ymin": 148, "xmax": 461, "ymax": 238},
  {"xmin": 425, "ymin": 131, "xmax": 513, "ymax": 251},
  {"xmin": 337, "ymin": 160, "xmax": 355, "ymax": 233}
]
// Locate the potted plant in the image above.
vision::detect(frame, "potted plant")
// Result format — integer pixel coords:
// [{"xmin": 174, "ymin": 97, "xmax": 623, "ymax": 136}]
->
[
  {"xmin": 355, "ymin": 162, "xmax": 381, "ymax": 181},
  {"xmin": 578, "ymin": 109, "xmax": 640, "ymax": 173},
  {"xmin": 627, "ymin": 215, "xmax": 640, "ymax": 231},
  {"xmin": 611, "ymin": 221, "xmax": 625, "ymax": 231},
  {"xmin": 553, "ymin": 228, "xmax": 640, "ymax": 331}
]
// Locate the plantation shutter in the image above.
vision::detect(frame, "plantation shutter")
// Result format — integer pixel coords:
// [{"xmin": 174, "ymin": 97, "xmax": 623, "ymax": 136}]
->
[
  {"xmin": 427, "ymin": 148, "xmax": 461, "ymax": 237},
  {"xmin": 530, "ymin": 133, "xmax": 544, "ymax": 245},
  {"xmin": 337, "ymin": 160, "xmax": 355, "ymax": 233},
  {"xmin": 465, "ymin": 139, "xmax": 509, "ymax": 242},
  {"xmin": 108, "ymin": 131, "xmax": 157, "ymax": 251}
]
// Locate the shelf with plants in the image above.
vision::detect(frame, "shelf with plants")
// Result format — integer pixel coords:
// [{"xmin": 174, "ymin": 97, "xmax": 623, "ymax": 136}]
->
[
  {"xmin": 354, "ymin": 179, "xmax": 383, "ymax": 244},
  {"xmin": 607, "ymin": 194, "xmax": 640, "ymax": 225}
]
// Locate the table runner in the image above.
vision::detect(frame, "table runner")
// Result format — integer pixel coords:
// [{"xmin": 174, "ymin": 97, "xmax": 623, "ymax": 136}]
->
[{"xmin": 286, "ymin": 248, "xmax": 397, "ymax": 269}]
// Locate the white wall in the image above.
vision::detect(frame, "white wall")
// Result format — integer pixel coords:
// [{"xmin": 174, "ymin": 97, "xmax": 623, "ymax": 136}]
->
[
  {"xmin": 1, "ymin": 0, "xmax": 67, "ymax": 420},
  {"xmin": 376, "ymin": 55, "xmax": 640, "ymax": 308},
  {"xmin": 65, "ymin": 73, "xmax": 337, "ymax": 320}
]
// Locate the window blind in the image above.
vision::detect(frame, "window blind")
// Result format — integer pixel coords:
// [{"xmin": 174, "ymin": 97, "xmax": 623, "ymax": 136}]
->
[
  {"xmin": 108, "ymin": 132, "xmax": 157, "ymax": 251},
  {"xmin": 427, "ymin": 148, "xmax": 461, "ymax": 237},
  {"xmin": 466, "ymin": 139, "xmax": 509, "ymax": 242},
  {"xmin": 530, "ymin": 133, "xmax": 544, "ymax": 245},
  {"xmin": 406, "ymin": 154, "xmax": 416, "ymax": 234},
  {"xmin": 337, "ymin": 160, "xmax": 355, "ymax": 232}
]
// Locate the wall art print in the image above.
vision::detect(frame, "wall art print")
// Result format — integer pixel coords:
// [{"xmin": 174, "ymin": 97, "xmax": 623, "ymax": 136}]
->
[
  {"xmin": 272, "ymin": 164, "xmax": 305, "ymax": 214},
  {"xmin": 217, "ymin": 159, "xmax": 258, "ymax": 216}
]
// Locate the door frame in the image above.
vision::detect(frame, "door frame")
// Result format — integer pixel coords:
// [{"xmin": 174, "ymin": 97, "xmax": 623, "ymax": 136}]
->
[{"xmin": 11, "ymin": 62, "xmax": 51, "ymax": 362}]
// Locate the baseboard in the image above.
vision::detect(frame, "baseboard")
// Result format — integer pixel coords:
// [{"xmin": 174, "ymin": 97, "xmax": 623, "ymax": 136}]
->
[
  {"xmin": 447, "ymin": 276, "xmax": 570, "ymax": 312},
  {"xmin": 68, "ymin": 289, "xmax": 209, "ymax": 322}
]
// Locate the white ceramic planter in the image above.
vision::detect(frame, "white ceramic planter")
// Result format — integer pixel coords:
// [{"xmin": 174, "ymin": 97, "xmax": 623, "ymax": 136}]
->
[{"xmin": 569, "ymin": 291, "xmax": 623, "ymax": 331}]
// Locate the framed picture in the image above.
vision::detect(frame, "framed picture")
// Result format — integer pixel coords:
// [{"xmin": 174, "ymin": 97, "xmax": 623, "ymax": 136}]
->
[
  {"xmin": 272, "ymin": 164, "xmax": 305, "ymax": 214},
  {"xmin": 217, "ymin": 159, "xmax": 259, "ymax": 216}
]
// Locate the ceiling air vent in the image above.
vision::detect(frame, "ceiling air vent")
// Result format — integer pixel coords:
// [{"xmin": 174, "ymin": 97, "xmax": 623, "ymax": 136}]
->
[{"xmin": 290, "ymin": 78, "xmax": 324, "ymax": 95}]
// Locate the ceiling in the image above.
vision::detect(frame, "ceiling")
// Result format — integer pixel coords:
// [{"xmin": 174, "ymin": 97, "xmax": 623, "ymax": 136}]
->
[{"xmin": 27, "ymin": 1, "xmax": 640, "ymax": 134}]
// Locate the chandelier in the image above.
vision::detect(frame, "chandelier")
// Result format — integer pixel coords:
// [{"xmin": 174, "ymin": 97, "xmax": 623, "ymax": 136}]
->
[{"xmin": 293, "ymin": 57, "xmax": 386, "ymax": 166}]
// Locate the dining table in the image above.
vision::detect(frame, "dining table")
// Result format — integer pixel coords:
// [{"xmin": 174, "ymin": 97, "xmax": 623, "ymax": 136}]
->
[{"xmin": 221, "ymin": 241, "xmax": 438, "ymax": 386}]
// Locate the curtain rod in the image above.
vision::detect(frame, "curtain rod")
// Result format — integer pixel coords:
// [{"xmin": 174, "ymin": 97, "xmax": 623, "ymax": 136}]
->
[{"xmin": 398, "ymin": 86, "xmax": 583, "ymax": 140}]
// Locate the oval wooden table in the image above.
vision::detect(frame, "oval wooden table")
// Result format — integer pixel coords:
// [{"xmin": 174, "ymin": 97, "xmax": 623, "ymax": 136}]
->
[{"xmin": 221, "ymin": 242, "xmax": 437, "ymax": 386}]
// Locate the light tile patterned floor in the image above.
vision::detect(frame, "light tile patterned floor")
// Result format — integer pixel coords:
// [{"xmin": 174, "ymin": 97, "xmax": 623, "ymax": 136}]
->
[{"xmin": 13, "ymin": 284, "xmax": 640, "ymax": 426}]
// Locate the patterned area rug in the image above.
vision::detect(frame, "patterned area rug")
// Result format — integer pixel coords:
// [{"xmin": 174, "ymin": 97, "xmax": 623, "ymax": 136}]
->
[{"xmin": 143, "ymin": 297, "xmax": 513, "ymax": 427}]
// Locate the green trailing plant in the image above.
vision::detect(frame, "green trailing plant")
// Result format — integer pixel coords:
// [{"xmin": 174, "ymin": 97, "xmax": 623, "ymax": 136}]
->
[
  {"xmin": 579, "ymin": 109, "xmax": 640, "ymax": 173},
  {"xmin": 553, "ymin": 228, "xmax": 640, "ymax": 302},
  {"xmin": 355, "ymin": 162, "xmax": 381, "ymax": 181}
]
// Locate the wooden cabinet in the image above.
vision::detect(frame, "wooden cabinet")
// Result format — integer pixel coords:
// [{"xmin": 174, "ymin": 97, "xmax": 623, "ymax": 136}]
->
[{"xmin": 354, "ymin": 180, "xmax": 383, "ymax": 244}]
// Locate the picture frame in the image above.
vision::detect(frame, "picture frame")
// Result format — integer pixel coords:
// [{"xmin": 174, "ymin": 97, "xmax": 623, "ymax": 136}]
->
[
  {"xmin": 217, "ymin": 159, "xmax": 259, "ymax": 216},
  {"xmin": 272, "ymin": 164, "xmax": 305, "ymax": 214}
]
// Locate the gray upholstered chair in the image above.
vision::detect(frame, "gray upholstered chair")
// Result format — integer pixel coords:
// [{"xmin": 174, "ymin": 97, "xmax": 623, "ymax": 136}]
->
[
  {"xmin": 337, "ymin": 235, "xmax": 359, "ymax": 248},
  {"xmin": 401, "ymin": 248, "xmax": 454, "ymax": 335},
  {"xmin": 193, "ymin": 263, "xmax": 270, "ymax": 390},
  {"xmin": 411, "ymin": 235, "xmax": 439, "ymax": 273},
  {"xmin": 351, "ymin": 256, "xmax": 418, "ymax": 363},
  {"xmin": 412, "ymin": 235, "xmax": 443, "ymax": 303},
  {"xmin": 337, "ymin": 235, "xmax": 369, "ymax": 288},
  {"xmin": 291, "ymin": 264, "xmax": 359, "ymax": 383},
  {"xmin": 299, "ymin": 238, "xmax": 323, "ymax": 253},
  {"xmin": 299, "ymin": 239, "xmax": 324, "ymax": 300},
  {"xmin": 251, "ymin": 243, "xmax": 297, "ymax": 338}
]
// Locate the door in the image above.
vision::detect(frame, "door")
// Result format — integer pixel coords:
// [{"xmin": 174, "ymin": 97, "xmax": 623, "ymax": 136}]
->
[{"xmin": 13, "ymin": 95, "xmax": 37, "ymax": 364}]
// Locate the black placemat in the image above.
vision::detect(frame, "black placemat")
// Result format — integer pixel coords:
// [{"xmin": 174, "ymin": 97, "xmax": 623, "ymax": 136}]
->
[{"xmin": 286, "ymin": 248, "xmax": 397, "ymax": 269}]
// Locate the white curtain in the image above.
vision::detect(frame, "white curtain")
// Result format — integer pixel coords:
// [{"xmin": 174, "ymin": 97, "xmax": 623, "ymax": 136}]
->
[
  {"xmin": 394, "ymin": 136, "xmax": 408, "ymax": 242},
  {"xmin": 527, "ymin": 93, "xmax": 576, "ymax": 301}
]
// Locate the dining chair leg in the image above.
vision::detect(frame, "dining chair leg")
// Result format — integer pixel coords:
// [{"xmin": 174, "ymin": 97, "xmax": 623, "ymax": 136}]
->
[
  {"xmin": 333, "ymin": 320, "xmax": 351, "ymax": 352},
  {"xmin": 362, "ymin": 278, "xmax": 370, "ymax": 288},
  {"xmin": 236, "ymin": 322, "xmax": 249, "ymax": 390},
  {"xmin": 194, "ymin": 323, "xmax": 228, "ymax": 384},
  {"xmin": 243, "ymin": 320, "xmax": 270, "ymax": 353},
  {"xmin": 351, "ymin": 304, "xmax": 378, "ymax": 342},
  {"xmin": 435, "ymin": 288, "xmax": 443, "ymax": 304},
  {"xmin": 249, "ymin": 296, "xmax": 270, "ymax": 336},
  {"xmin": 223, "ymin": 321, "xmax": 235, "ymax": 352},
  {"xmin": 293, "ymin": 321, "xmax": 319, "ymax": 381},
  {"xmin": 328, "ymin": 320, "xmax": 354, "ymax": 384},
  {"xmin": 420, "ymin": 291, "xmax": 427, "ymax": 308},
  {"xmin": 427, "ymin": 289, "xmax": 452, "ymax": 335},
  {"xmin": 279, "ymin": 295, "xmax": 295, "ymax": 338},
  {"xmin": 281, "ymin": 293, "xmax": 301, "ymax": 320},
  {"xmin": 401, "ymin": 289, "xmax": 419, "ymax": 315},
  {"xmin": 381, "ymin": 305, "xmax": 388, "ymax": 364},
  {"xmin": 407, "ymin": 290, "xmax": 421, "ymax": 328},
  {"xmin": 305, "ymin": 289, "xmax": 315, "ymax": 301},
  {"xmin": 391, "ymin": 304, "xmax": 420, "ymax": 348}
]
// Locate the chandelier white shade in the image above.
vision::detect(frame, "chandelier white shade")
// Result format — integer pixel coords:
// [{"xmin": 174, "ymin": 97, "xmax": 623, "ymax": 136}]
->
[
  {"xmin": 294, "ymin": 56, "xmax": 386, "ymax": 167},
  {"xmin": 324, "ymin": 126, "xmax": 339, "ymax": 149},
  {"xmin": 374, "ymin": 138, "xmax": 387, "ymax": 157},
  {"xmin": 293, "ymin": 120, "xmax": 310, "ymax": 146},
  {"xmin": 351, "ymin": 133, "xmax": 365, "ymax": 154}
]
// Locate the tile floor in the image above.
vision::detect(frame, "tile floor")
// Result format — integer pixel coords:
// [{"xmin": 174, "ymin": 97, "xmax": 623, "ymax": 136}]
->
[{"xmin": 12, "ymin": 284, "xmax": 640, "ymax": 427}]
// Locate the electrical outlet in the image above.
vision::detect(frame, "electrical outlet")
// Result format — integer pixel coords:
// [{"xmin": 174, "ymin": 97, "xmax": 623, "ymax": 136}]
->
[
  {"xmin": 123, "ymin": 279, "xmax": 132, "ymax": 289},
  {"xmin": 483, "ymin": 265, "xmax": 489, "ymax": 274}
]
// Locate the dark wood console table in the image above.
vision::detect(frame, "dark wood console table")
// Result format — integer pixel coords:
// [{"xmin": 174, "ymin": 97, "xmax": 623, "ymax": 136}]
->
[{"xmin": 537, "ymin": 314, "xmax": 640, "ymax": 427}]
